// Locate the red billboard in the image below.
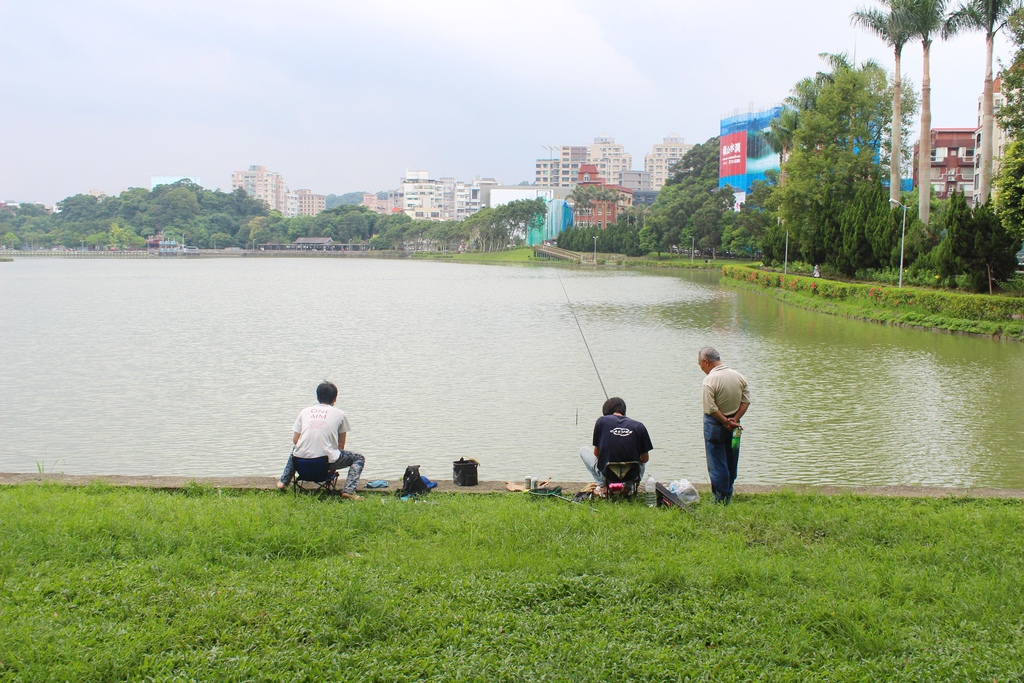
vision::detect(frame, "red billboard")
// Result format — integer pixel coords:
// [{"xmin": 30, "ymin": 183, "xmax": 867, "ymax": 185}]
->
[{"xmin": 719, "ymin": 131, "xmax": 747, "ymax": 179}]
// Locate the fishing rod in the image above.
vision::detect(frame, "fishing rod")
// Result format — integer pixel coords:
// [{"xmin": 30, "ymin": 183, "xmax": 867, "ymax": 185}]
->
[{"xmin": 556, "ymin": 273, "xmax": 608, "ymax": 401}]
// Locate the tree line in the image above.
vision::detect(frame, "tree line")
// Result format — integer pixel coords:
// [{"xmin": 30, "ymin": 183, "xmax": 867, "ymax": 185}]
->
[{"xmin": 0, "ymin": 182, "xmax": 547, "ymax": 254}]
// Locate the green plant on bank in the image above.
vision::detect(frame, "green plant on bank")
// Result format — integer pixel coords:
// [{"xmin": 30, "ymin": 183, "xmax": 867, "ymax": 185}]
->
[
  {"xmin": 724, "ymin": 264, "xmax": 1024, "ymax": 338},
  {"xmin": 1, "ymin": 485, "xmax": 1023, "ymax": 682}
]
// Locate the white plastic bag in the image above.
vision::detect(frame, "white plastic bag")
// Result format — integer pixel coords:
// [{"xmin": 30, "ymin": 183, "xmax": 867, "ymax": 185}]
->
[{"xmin": 669, "ymin": 479, "xmax": 700, "ymax": 504}]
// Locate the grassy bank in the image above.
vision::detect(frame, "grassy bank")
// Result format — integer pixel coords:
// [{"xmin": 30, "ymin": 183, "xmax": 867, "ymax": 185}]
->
[
  {"xmin": 723, "ymin": 265, "xmax": 1024, "ymax": 340},
  {"xmin": 2, "ymin": 485, "xmax": 1022, "ymax": 681},
  {"xmin": 412, "ymin": 248, "xmax": 539, "ymax": 263}
]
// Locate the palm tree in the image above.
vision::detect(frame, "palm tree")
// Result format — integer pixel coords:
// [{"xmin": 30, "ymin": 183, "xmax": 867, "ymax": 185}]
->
[
  {"xmin": 785, "ymin": 52, "xmax": 856, "ymax": 113},
  {"xmin": 569, "ymin": 185, "xmax": 596, "ymax": 223},
  {"xmin": 948, "ymin": 0, "xmax": 1024, "ymax": 203},
  {"xmin": 905, "ymin": 0, "xmax": 952, "ymax": 224},
  {"xmin": 764, "ymin": 107, "xmax": 800, "ymax": 185},
  {"xmin": 852, "ymin": 1, "xmax": 915, "ymax": 203}
]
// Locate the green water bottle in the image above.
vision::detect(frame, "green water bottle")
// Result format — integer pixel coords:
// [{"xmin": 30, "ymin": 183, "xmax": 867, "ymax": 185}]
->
[{"xmin": 731, "ymin": 426, "xmax": 742, "ymax": 450}]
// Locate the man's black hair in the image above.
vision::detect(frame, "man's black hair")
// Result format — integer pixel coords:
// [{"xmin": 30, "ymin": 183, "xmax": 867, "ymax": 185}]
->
[
  {"xmin": 316, "ymin": 381, "xmax": 338, "ymax": 405},
  {"xmin": 602, "ymin": 397, "xmax": 626, "ymax": 416}
]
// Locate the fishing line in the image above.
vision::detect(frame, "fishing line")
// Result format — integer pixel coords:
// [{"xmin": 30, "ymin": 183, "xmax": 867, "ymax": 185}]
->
[{"xmin": 557, "ymin": 273, "xmax": 609, "ymax": 401}]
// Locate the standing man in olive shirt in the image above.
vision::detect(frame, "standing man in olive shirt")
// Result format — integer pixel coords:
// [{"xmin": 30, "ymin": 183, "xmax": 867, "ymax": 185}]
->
[{"xmin": 698, "ymin": 347, "xmax": 750, "ymax": 504}]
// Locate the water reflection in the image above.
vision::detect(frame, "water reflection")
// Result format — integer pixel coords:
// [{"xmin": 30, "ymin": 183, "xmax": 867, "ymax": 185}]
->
[{"xmin": 1, "ymin": 258, "xmax": 1022, "ymax": 487}]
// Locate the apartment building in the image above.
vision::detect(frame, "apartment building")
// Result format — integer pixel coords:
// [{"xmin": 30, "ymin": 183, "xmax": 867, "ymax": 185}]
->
[
  {"xmin": 912, "ymin": 129, "xmax": 976, "ymax": 200},
  {"xmin": 398, "ymin": 172, "xmax": 495, "ymax": 221},
  {"xmin": 534, "ymin": 138, "xmax": 635, "ymax": 189},
  {"xmin": 231, "ymin": 165, "xmax": 294, "ymax": 216},
  {"xmin": 588, "ymin": 137, "xmax": 632, "ymax": 188},
  {"xmin": 618, "ymin": 170, "xmax": 652, "ymax": 192},
  {"xmin": 644, "ymin": 135, "xmax": 692, "ymax": 190},
  {"xmin": 535, "ymin": 146, "xmax": 589, "ymax": 187},
  {"xmin": 440, "ymin": 177, "xmax": 494, "ymax": 221},
  {"xmin": 973, "ymin": 77, "xmax": 1008, "ymax": 205},
  {"xmin": 294, "ymin": 189, "xmax": 326, "ymax": 217},
  {"xmin": 401, "ymin": 171, "xmax": 444, "ymax": 220}
]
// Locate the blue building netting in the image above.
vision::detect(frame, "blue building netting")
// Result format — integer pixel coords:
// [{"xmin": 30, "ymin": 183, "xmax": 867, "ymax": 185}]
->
[
  {"xmin": 719, "ymin": 105, "xmax": 784, "ymax": 195},
  {"xmin": 527, "ymin": 199, "xmax": 573, "ymax": 246}
]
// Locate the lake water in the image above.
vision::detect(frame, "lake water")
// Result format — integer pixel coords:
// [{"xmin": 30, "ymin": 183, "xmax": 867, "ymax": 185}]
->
[{"xmin": 2, "ymin": 257, "xmax": 1023, "ymax": 487}]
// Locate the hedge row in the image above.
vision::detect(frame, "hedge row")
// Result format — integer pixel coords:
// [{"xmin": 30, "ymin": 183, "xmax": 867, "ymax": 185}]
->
[{"xmin": 722, "ymin": 265, "xmax": 1024, "ymax": 322}]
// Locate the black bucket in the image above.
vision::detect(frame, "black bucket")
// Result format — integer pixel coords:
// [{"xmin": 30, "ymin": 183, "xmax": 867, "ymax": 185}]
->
[{"xmin": 453, "ymin": 458, "xmax": 479, "ymax": 486}]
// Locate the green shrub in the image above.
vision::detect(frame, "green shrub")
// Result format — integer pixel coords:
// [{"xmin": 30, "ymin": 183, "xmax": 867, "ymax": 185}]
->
[{"xmin": 723, "ymin": 265, "xmax": 1024, "ymax": 327}]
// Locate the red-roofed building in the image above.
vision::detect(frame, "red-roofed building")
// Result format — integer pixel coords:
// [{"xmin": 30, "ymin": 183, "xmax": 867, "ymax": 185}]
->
[{"xmin": 571, "ymin": 164, "xmax": 633, "ymax": 229}]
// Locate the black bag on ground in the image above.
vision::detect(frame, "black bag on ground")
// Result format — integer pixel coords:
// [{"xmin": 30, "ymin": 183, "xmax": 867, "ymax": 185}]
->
[{"xmin": 399, "ymin": 465, "xmax": 429, "ymax": 496}]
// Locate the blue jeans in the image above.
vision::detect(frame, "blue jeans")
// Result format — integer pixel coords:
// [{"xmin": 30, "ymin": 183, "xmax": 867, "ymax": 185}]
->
[
  {"xmin": 703, "ymin": 414, "xmax": 739, "ymax": 503},
  {"xmin": 280, "ymin": 451, "xmax": 365, "ymax": 494},
  {"xmin": 579, "ymin": 447, "xmax": 645, "ymax": 485}
]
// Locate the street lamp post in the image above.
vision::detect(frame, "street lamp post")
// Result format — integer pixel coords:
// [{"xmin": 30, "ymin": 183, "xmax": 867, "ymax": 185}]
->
[
  {"xmin": 252, "ymin": 239, "xmax": 256, "ymax": 251},
  {"xmin": 889, "ymin": 199, "xmax": 908, "ymax": 288},
  {"xmin": 784, "ymin": 230, "xmax": 789, "ymax": 275},
  {"xmin": 593, "ymin": 235, "xmax": 597, "ymax": 268},
  {"xmin": 691, "ymin": 236, "xmax": 695, "ymax": 264}
]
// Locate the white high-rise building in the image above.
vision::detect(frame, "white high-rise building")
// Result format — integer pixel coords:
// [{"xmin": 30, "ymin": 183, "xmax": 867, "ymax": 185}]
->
[
  {"xmin": 645, "ymin": 135, "xmax": 692, "ymax": 190},
  {"xmin": 588, "ymin": 137, "xmax": 632, "ymax": 187}
]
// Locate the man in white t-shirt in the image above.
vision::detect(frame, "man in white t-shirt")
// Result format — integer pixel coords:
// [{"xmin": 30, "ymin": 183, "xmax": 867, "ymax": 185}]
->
[{"xmin": 277, "ymin": 381, "xmax": 365, "ymax": 500}]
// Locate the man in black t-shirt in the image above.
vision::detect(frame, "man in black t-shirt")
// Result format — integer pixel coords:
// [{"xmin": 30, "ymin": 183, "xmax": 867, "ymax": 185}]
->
[{"xmin": 579, "ymin": 397, "xmax": 653, "ymax": 495}]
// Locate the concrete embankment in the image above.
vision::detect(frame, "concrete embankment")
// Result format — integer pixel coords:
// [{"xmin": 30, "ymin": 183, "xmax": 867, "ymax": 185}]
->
[{"xmin": 2, "ymin": 473, "xmax": 1023, "ymax": 499}]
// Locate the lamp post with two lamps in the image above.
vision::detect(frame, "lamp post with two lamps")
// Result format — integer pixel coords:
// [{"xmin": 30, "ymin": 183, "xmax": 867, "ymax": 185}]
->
[{"xmin": 889, "ymin": 198, "xmax": 908, "ymax": 288}]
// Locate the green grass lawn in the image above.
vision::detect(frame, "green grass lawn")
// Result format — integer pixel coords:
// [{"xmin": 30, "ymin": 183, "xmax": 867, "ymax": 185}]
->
[
  {"xmin": 412, "ymin": 248, "xmax": 539, "ymax": 263},
  {"xmin": 2, "ymin": 485, "xmax": 1022, "ymax": 682}
]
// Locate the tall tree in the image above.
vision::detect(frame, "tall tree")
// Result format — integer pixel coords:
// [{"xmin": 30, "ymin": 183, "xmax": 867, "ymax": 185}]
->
[
  {"xmin": 779, "ymin": 57, "xmax": 913, "ymax": 270},
  {"xmin": 905, "ymin": 0, "xmax": 953, "ymax": 224},
  {"xmin": 645, "ymin": 137, "xmax": 724, "ymax": 256},
  {"xmin": 995, "ymin": 139, "xmax": 1024, "ymax": 240},
  {"xmin": 853, "ymin": 0, "xmax": 915, "ymax": 203},
  {"xmin": 949, "ymin": 0, "xmax": 1024, "ymax": 202},
  {"xmin": 996, "ymin": 9, "xmax": 1024, "ymax": 138}
]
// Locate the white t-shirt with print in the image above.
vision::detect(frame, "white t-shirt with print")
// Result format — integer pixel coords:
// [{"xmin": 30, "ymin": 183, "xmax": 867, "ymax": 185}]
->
[{"xmin": 292, "ymin": 403, "xmax": 351, "ymax": 463}]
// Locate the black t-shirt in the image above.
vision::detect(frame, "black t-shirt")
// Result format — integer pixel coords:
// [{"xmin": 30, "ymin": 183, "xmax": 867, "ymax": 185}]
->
[{"xmin": 592, "ymin": 414, "xmax": 653, "ymax": 471}]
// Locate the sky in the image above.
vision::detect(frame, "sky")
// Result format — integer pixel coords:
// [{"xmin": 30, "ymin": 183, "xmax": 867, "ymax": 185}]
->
[{"xmin": 0, "ymin": 0, "xmax": 1018, "ymax": 205}]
